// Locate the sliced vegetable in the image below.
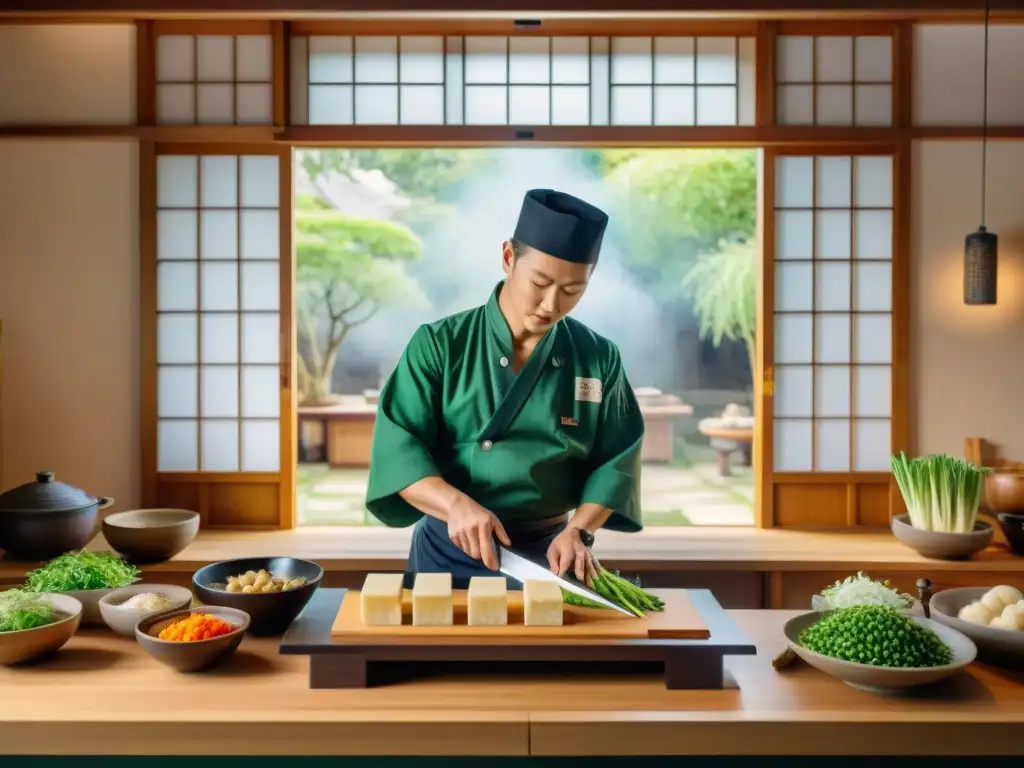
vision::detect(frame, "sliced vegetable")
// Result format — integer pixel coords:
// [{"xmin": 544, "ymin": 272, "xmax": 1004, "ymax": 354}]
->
[
  {"xmin": 812, "ymin": 572, "xmax": 914, "ymax": 612},
  {"xmin": 891, "ymin": 452, "xmax": 989, "ymax": 533}
]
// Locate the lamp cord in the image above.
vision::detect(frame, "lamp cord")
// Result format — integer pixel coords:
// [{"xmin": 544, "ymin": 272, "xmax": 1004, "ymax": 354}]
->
[{"xmin": 981, "ymin": 0, "xmax": 990, "ymax": 228}]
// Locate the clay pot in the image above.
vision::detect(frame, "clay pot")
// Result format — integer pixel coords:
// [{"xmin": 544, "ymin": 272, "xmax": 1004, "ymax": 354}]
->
[
  {"xmin": 984, "ymin": 469, "xmax": 1024, "ymax": 514},
  {"xmin": 0, "ymin": 471, "xmax": 114, "ymax": 560}
]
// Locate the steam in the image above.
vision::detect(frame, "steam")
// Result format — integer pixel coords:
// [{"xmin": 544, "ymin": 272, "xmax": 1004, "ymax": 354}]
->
[{"xmin": 306, "ymin": 148, "xmax": 675, "ymax": 392}]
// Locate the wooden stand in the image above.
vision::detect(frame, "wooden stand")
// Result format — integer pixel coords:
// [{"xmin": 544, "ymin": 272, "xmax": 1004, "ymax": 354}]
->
[{"xmin": 281, "ymin": 588, "xmax": 757, "ymax": 691}]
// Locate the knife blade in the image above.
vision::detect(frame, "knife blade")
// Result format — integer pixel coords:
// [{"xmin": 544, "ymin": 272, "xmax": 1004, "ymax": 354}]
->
[{"xmin": 496, "ymin": 545, "xmax": 636, "ymax": 617}]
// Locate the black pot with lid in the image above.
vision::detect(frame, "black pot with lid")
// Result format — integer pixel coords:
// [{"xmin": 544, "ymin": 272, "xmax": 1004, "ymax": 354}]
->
[{"xmin": 0, "ymin": 471, "xmax": 115, "ymax": 560}]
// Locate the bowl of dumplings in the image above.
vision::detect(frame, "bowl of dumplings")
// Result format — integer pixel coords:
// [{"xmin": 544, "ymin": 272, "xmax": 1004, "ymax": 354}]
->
[{"xmin": 929, "ymin": 584, "xmax": 1024, "ymax": 669}]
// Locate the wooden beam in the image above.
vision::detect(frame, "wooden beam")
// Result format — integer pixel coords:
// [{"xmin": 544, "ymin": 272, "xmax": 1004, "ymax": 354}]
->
[{"xmin": 1, "ymin": 0, "xmax": 1023, "ymax": 18}]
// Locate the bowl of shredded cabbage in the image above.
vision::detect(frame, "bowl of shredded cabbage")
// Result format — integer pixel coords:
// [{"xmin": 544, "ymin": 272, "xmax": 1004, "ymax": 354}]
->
[{"xmin": 0, "ymin": 589, "xmax": 83, "ymax": 665}]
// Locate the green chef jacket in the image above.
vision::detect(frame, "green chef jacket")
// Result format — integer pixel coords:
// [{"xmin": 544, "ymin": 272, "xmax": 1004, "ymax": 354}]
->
[{"xmin": 365, "ymin": 281, "xmax": 645, "ymax": 533}]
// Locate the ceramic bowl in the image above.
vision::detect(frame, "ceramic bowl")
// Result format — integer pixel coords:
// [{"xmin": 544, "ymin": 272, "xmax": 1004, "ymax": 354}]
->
[
  {"xmin": 890, "ymin": 514, "xmax": 993, "ymax": 560},
  {"xmin": 102, "ymin": 508, "xmax": 199, "ymax": 563},
  {"xmin": 98, "ymin": 583, "xmax": 194, "ymax": 636},
  {"xmin": 784, "ymin": 610, "xmax": 976, "ymax": 693},
  {"xmin": 996, "ymin": 513, "xmax": 1024, "ymax": 556},
  {"xmin": 192, "ymin": 557, "xmax": 323, "ymax": 637},
  {"xmin": 984, "ymin": 469, "xmax": 1024, "ymax": 514},
  {"xmin": 49, "ymin": 579, "xmax": 142, "ymax": 626},
  {"xmin": 0, "ymin": 592, "xmax": 83, "ymax": 665},
  {"xmin": 929, "ymin": 587, "xmax": 1024, "ymax": 669},
  {"xmin": 136, "ymin": 605, "xmax": 249, "ymax": 673}
]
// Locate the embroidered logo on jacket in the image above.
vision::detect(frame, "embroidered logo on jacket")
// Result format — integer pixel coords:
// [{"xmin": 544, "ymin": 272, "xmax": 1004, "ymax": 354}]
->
[
  {"xmin": 574, "ymin": 377, "xmax": 603, "ymax": 403},
  {"xmin": 561, "ymin": 416, "xmax": 579, "ymax": 426}
]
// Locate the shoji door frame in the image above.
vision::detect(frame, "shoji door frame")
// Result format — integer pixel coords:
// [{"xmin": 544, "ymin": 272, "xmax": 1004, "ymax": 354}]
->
[
  {"xmin": 140, "ymin": 142, "xmax": 296, "ymax": 528},
  {"xmin": 755, "ymin": 140, "xmax": 910, "ymax": 528}
]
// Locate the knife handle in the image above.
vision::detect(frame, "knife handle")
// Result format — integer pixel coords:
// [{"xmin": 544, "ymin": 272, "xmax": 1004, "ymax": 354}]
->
[{"xmin": 577, "ymin": 529, "xmax": 595, "ymax": 548}]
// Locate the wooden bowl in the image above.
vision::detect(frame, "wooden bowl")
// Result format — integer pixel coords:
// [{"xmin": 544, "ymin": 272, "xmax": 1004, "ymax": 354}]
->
[
  {"xmin": 890, "ymin": 514, "xmax": 993, "ymax": 560},
  {"xmin": 929, "ymin": 587, "xmax": 1024, "ymax": 669},
  {"xmin": 102, "ymin": 509, "xmax": 199, "ymax": 563},
  {"xmin": 99, "ymin": 583, "xmax": 194, "ymax": 636},
  {"xmin": 0, "ymin": 592, "xmax": 83, "ymax": 665},
  {"xmin": 784, "ymin": 610, "xmax": 976, "ymax": 693},
  {"xmin": 985, "ymin": 470, "xmax": 1024, "ymax": 514},
  {"xmin": 136, "ymin": 606, "xmax": 249, "ymax": 673}
]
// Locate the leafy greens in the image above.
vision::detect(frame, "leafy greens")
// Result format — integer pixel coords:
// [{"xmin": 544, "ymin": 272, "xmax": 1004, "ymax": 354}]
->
[
  {"xmin": 24, "ymin": 550, "xmax": 140, "ymax": 593},
  {"xmin": 0, "ymin": 589, "xmax": 57, "ymax": 633}
]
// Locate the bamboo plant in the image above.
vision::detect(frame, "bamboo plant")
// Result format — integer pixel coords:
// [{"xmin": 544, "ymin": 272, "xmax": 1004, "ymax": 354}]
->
[{"xmin": 891, "ymin": 452, "xmax": 990, "ymax": 533}]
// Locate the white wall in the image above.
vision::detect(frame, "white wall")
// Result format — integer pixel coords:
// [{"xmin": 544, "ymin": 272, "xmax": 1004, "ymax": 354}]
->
[
  {"xmin": 914, "ymin": 24, "xmax": 1024, "ymax": 125},
  {"xmin": 0, "ymin": 24, "xmax": 136, "ymax": 124},
  {"xmin": 0, "ymin": 25, "xmax": 141, "ymax": 507},
  {"xmin": 911, "ymin": 140, "xmax": 1024, "ymax": 458}
]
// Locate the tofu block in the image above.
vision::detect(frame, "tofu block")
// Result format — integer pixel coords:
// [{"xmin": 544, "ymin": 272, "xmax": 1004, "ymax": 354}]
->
[
  {"xmin": 412, "ymin": 572, "xmax": 454, "ymax": 626},
  {"xmin": 524, "ymin": 579, "xmax": 563, "ymax": 627},
  {"xmin": 468, "ymin": 576, "xmax": 508, "ymax": 626},
  {"xmin": 360, "ymin": 573, "xmax": 405, "ymax": 627}
]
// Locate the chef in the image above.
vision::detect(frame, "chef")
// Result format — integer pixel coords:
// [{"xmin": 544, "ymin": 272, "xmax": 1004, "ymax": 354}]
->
[{"xmin": 365, "ymin": 189, "xmax": 645, "ymax": 588}]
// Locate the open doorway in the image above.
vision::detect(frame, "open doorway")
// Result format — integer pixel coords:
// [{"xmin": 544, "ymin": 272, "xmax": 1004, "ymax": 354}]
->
[{"xmin": 293, "ymin": 147, "xmax": 759, "ymax": 527}]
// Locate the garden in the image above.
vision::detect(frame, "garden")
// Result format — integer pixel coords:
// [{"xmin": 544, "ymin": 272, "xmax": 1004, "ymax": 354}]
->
[{"xmin": 293, "ymin": 147, "xmax": 758, "ymax": 527}]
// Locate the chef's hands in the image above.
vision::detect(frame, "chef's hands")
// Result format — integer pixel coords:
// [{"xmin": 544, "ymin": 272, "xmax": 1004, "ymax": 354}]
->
[
  {"xmin": 446, "ymin": 493, "xmax": 511, "ymax": 570},
  {"xmin": 547, "ymin": 526, "xmax": 599, "ymax": 583}
]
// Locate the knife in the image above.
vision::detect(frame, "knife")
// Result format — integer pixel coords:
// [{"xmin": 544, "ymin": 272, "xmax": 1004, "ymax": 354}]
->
[{"xmin": 496, "ymin": 541, "xmax": 635, "ymax": 618}]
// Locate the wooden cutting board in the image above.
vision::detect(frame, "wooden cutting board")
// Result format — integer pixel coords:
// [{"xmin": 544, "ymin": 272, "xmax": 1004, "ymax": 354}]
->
[{"xmin": 330, "ymin": 588, "xmax": 709, "ymax": 641}]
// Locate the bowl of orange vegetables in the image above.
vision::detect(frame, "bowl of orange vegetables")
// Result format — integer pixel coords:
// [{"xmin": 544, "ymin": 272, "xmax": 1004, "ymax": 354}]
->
[{"xmin": 135, "ymin": 605, "xmax": 249, "ymax": 672}]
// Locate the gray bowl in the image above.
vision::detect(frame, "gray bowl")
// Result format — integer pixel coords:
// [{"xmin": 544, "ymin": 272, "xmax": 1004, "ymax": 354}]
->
[
  {"xmin": 0, "ymin": 592, "xmax": 83, "ymax": 666},
  {"xmin": 98, "ymin": 584, "xmax": 194, "ymax": 636},
  {"xmin": 891, "ymin": 514, "xmax": 993, "ymax": 560},
  {"xmin": 784, "ymin": 610, "xmax": 976, "ymax": 693},
  {"xmin": 929, "ymin": 587, "xmax": 1024, "ymax": 669},
  {"xmin": 102, "ymin": 508, "xmax": 199, "ymax": 563},
  {"xmin": 135, "ymin": 606, "xmax": 249, "ymax": 673}
]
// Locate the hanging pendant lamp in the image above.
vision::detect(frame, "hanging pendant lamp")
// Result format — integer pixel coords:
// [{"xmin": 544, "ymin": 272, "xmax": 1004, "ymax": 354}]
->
[{"xmin": 964, "ymin": 0, "xmax": 998, "ymax": 305}]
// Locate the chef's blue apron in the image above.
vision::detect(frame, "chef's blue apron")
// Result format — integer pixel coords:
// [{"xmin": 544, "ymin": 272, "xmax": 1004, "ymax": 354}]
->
[{"xmin": 404, "ymin": 513, "xmax": 567, "ymax": 589}]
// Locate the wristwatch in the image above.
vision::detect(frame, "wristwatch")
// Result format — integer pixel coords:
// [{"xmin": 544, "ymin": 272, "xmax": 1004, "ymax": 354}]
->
[{"xmin": 577, "ymin": 529, "xmax": 595, "ymax": 547}]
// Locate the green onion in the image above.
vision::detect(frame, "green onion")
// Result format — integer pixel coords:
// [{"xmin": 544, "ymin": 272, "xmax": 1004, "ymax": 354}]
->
[{"xmin": 891, "ymin": 452, "xmax": 989, "ymax": 533}]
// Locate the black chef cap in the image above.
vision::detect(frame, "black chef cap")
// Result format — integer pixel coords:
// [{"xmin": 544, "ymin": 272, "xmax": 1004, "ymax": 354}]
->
[{"xmin": 512, "ymin": 189, "xmax": 609, "ymax": 266}]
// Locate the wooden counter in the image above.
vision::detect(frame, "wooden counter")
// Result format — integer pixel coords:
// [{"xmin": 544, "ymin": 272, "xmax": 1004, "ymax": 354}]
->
[
  {"xmin": 3, "ymin": 527, "xmax": 1023, "ymax": 611},
  {"xmin": 3, "ymin": 526, "xmax": 1021, "ymax": 576},
  {"xmin": 0, "ymin": 609, "xmax": 1020, "ymax": 756}
]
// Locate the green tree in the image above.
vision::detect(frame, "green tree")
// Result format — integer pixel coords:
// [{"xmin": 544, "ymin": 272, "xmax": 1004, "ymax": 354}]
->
[
  {"xmin": 604, "ymin": 149, "xmax": 757, "ymax": 303},
  {"xmin": 294, "ymin": 209, "xmax": 426, "ymax": 403},
  {"xmin": 680, "ymin": 241, "xmax": 758, "ymax": 386},
  {"xmin": 299, "ymin": 148, "xmax": 492, "ymax": 202}
]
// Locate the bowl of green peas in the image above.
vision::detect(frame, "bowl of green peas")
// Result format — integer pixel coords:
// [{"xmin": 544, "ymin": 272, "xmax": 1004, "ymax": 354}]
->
[{"xmin": 783, "ymin": 604, "xmax": 976, "ymax": 693}]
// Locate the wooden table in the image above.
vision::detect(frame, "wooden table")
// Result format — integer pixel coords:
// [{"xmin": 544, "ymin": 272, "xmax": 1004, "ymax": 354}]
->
[
  {"xmin": 299, "ymin": 401, "xmax": 377, "ymax": 468},
  {"xmin": 0, "ymin": 609, "xmax": 1021, "ymax": 756},
  {"xmin": 699, "ymin": 423, "xmax": 755, "ymax": 477}
]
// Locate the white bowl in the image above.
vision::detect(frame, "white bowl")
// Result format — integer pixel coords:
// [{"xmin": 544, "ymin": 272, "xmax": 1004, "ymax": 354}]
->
[
  {"xmin": 784, "ymin": 610, "xmax": 977, "ymax": 693},
  {"xmin": 98, "ymin": 584, "xmax": 194, "ymax": 636}
]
